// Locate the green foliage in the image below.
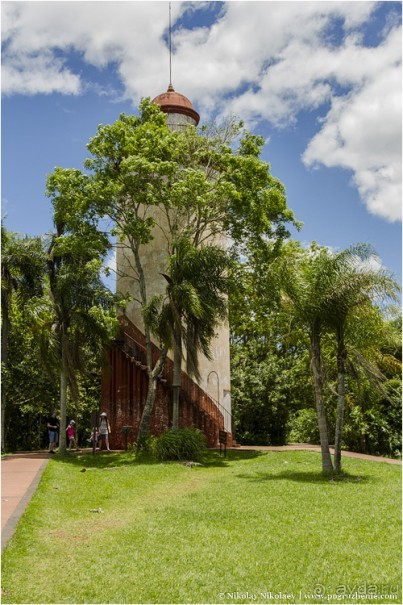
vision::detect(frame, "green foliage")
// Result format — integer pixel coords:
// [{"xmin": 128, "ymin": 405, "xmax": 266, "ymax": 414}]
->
[
  {"xmin": 45, "ymin": 99, "xmax": 297, "ymax": 443},
  {"xmin": 230, "ymin": 246, "xmax": 313, "ymax": 446},
  {"xmin": 287, "ymin": 408, "xmax": 320, "ymax": 444},
  {"xmin": 1, "ymin": 228, "xmax": 45, "ymax": 308},
  {"xmin": 231, "ymin": 342, "xmax": 311, "ymax": 445},
  {"xmin": 3, "ymin": 292, "xmax": 107, "ymax": 451},
  {"xmin": 137, "ymin": 434, "xmax": 158, "ymax": 456},
  {"xmin": 1, "ymin": 154, "xmax": 119, "ymax": 452},
  {"xmin": 83, "ymin": 99, "xmax": 297, "ymax": 262},
  {"xmin": 230, "ymin": 240, "xmax": 402, "ymax": 459},
  {"xmin": 149, "ymin": 235, "xmax": 229, "ymax": 379},
  {"xmin": 154, "ymin": 427, "xmax": 207, "ymax": 461},
  {"xmin": 342, "ymin": 379, "xmax": 402, "ymax": 458},
  {"xmin": 3, "ymin": 298, "xmax": 56, "ymax": 441},
  {"xmin": 1, "ymin": 227, "xmax": 48, "ymax": 450}
]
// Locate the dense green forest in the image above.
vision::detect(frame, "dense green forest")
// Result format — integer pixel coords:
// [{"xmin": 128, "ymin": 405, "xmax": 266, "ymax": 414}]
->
[
  {"xmin": 2, "ymin": 100, "xmax": 401, "ymax": 462},
  {"xmin": 229, "ymin": 242, "xmax": 402, "ymax": 459}
]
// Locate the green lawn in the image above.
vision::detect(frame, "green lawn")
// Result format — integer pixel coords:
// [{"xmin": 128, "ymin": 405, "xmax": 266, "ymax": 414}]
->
[{"xmin": 1, "ymin": 450, "xmax": 401, "ymax": 604}]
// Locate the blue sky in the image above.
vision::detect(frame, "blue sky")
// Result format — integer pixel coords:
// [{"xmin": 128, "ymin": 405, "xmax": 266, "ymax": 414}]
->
[{"xmin": 2, "ymin": 1, "xmax": 402, "ymax": 283}]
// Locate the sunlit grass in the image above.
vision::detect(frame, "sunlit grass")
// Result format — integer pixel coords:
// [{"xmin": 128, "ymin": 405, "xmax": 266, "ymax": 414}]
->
[{"xmin": 1, "ymin": 450, "xmax": 401, "ymax": 604}]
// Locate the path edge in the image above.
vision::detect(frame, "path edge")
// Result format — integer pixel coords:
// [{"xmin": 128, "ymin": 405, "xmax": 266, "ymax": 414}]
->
[{"xmin": 1, "ymin": 458, "xmax": 49, "ymax": 552}]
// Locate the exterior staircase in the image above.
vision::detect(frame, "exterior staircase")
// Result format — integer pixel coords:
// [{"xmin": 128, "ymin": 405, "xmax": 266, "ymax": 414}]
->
[{"xmin": 101, "ymin": 315, "xmax": 231, "ymax": 448}]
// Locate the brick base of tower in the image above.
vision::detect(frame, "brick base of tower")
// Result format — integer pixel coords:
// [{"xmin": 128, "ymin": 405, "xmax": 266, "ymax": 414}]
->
[{"xmin": 100, "ymin": 316, "xmax": 232, "ymax": 450}]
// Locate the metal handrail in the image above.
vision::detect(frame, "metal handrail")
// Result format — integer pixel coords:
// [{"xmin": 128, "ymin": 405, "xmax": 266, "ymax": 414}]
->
[
  {"xmin": 203, "ymin": 392, "xmax": 232, "ymax": 433},
  {"xmin": 117, "ymin": 315, "xmax": 225, "ymax": 430}
]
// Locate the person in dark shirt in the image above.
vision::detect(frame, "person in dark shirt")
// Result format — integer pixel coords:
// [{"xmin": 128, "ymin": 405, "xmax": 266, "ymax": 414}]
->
[{"xmin": 47, "ymin": 409, "xmax": 59, "ymax": 454}]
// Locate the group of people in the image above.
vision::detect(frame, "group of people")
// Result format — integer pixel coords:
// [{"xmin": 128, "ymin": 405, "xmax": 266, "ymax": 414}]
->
[{"xmin": 46, "ymin": 410, "xmax": 111, "ymax": 453}]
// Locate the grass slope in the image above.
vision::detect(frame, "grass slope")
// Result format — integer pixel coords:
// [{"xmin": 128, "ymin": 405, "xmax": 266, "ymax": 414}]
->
[{"xmin": 1, "ymin": 450, "xmax": 401, "ymax": 604}]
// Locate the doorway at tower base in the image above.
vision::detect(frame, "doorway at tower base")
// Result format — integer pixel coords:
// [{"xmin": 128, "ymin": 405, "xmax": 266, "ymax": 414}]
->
[{"xmin": 100, "ymin": 315, "xmax": 233, "ymax": 450}]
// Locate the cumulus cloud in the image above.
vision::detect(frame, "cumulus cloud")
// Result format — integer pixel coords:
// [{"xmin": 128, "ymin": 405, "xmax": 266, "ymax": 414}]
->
[
  {"xmin": 1, "ymin": 1, "xmax": 401, "ymax": 222},
  {"xmin": 2, "ymin": 51, "xmax": 81, "ymax": 95},
  {"xmin": 302, "ymin": 27, "xmax": 402, "ymax": 223}
]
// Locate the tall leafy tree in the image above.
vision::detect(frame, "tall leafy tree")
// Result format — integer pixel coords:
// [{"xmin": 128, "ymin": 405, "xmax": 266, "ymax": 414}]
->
[
  {"xmin": 229, "ymin": 248, "xmax": 311, "ymax": 446},
  {"xmin": 277, "ymin": 243, "xmax": 336, "ymax": 472},
  {"xmin": 1, "ymin": 227, "xmax": 45, "ymax": 450},
  {"xmin": 269, "ymin": 242, "xmax": 399, "ymax": 472},
  {"xmin": 48, "ymin": 99, "xmax": 297, "ymax": 444},
  {"xmin": 229, "ymin": 237, "xmax": 401, "ymax": 463},
  {"xmin": 35, "ymin": 172, "xmax": 118, "ymax": 453},
  {"xmin": 320, "ymin": 246, "xmax": 399, "ymax": 471},
  {"xmin": 144, "ymin": 236, "xmax": 228, "ymax": 434},
  {"xmin": 2, "ymin": 295, "xmax": 59, "ymax": 451}
]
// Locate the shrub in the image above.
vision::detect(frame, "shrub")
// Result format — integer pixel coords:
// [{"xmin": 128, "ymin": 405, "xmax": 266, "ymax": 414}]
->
[
  {"xmin": 140, "ymin": 435, "xmax": 158, "ymax": 455},
  {"xmin": 155, "ymin": 428, "xmax": 207, "ymax": 461},
  {"xmin": 287, "ymin": 408, "xmax": 319, "ymax": 444}
]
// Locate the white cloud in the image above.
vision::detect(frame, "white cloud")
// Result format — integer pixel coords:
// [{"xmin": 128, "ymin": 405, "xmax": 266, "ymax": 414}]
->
[
  {"xmin": 2, "ymin": 51, "xmax": 81, "ymax": 95},
  {"xmin": 1, "ymin": 1, "xmax": 178, "ymax": 97},
  {"xmin": 302, "ymin": 27, "xmax": 402, "ymax": 223},
  {"xmin": 1, "ymin": 1, "xmax": 401, "ymax": 222}
]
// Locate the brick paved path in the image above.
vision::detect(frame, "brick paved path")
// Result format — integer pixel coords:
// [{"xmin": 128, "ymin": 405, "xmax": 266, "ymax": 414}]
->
[{"xmin": 1, "ymin": 452, "xmax": 49, "ymax": 551}]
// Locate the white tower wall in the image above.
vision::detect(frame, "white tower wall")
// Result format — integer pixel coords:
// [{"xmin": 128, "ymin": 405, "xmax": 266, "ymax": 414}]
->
[{"xmin": 117, "ymin": 105, "xmax": 232, "ymax": 433}]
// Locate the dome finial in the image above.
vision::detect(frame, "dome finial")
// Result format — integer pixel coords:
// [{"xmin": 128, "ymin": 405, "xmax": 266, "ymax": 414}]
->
[{"xmin": 152, "ymin": 2, "xmax": 200, "ymax": 126}]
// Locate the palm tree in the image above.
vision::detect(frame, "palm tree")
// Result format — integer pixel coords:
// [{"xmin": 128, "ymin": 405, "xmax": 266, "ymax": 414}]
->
[
  {"xmin": 144, "ymin": 236, "xmax": 228, "ymax": 432},
  {"xmin": 279, "ymin": 243, "xmax": 336, "ymax": 473},
  {"xmin": 38, "ymin": 169, "xmax": 117, "ymax": 453},
  {"xmin": 1, "ymin": 227, "xmax": 45, "ymax": 450},
  {"xmin": 280, "ymin": 242, "xmax": 399, "ymax": 473},
  {"xmin": 321, "ymin": 245, "xmax": 399, "ymax": 472},
  {"xmin": 32, "ymin": 223, "xmax": 116, "ymax": 453}
]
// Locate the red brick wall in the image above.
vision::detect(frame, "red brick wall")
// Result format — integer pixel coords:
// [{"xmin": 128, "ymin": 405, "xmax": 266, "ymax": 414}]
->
[{"xmin": 100, "ymin": 342, "xmax": 227, "ymax": 449}]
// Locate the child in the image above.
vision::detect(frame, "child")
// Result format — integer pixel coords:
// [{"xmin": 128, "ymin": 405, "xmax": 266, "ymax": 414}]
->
[
  {"xmin": 66, "ymin": 420, "xmax": 78, "ymax": 451},
  {"xmin": 86, "ymin": 428, "xmax": 98, "ymax": 446}
]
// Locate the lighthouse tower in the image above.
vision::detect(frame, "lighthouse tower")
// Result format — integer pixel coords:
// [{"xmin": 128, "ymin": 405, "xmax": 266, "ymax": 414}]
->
[
  {"xmin": 153, "ymin": 84, "xmax": 232, "ymax": 431},
  {"xmin": 114, "ymin": 84, "xmax": 232, "ymax": 440},
  {"xmin": 152, "ymin": 83, "xmax": 200, "ymax": 130}
]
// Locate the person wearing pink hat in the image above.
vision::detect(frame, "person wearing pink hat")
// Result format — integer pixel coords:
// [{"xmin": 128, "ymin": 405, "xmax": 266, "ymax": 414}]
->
[{"xmin": 66, "ymin": 419, "xmax": 79, "ymax": 452}]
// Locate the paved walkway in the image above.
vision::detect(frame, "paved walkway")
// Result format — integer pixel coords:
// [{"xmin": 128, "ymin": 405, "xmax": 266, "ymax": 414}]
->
[
  {"xmin": 1, "ymin": 445, "xmax": 400, "ymax": 551},
  {"xmin": 232, "ymin": 444, "xmax": 402, "ymax": 465},
  {"xmin": 1, "ymin": 452, "xmax": 49, "ymax": 551}
]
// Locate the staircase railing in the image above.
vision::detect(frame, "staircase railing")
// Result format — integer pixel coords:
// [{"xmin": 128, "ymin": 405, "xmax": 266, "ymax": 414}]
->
[{"xmin": 117, "ymin": 315, "xmax": 225, "ymax": 430}]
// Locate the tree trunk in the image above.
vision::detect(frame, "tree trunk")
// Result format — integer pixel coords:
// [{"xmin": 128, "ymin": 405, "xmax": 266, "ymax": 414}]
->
[
  {"xmin": 172, "ymin": 333, "xmax": 182, "ymax": 431},
  {"xmin": 137, "ymin": 348, "xmax": 168, "ymax": 446},
  {"xmin": 310, "ymin": 330, "xmax": 333, "ymax": 473},
  {"xmin": 137, "ymin": 375, "xmax": 158, "ymax": 447},
  {"xmin": 334, "ymin": 332, "xmax": 346, "ymax": 473},
  {"xmin": 133, "ymin": 242, "xmax": 159, "ymax": 446},
  {"xmin": 1, "ymin": 307, "xmax": 10, "ymax": 452},
  {"xmin": 59, "ymin": 364, "xmax": 68, "ymax": 454}
]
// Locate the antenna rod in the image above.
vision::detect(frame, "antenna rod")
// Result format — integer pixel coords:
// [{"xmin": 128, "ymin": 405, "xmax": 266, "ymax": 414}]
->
[{"xmin": 169, "ymin": 1, "xmax": 172, "ymax": 87}]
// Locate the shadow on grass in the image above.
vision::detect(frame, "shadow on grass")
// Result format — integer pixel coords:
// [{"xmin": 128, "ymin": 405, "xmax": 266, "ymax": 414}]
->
[
  {"xmin": 236, "ymin": 469, "xmax": 374, "ymax": 484},
  {"xmin": 51, "ymin": 450, "xmax": 137, "ymax": 469},
  {"xmin": 202, "ymin": 449, "xmax": 265, "ymax": 467},
  {"xmin": 51, "ymin": 448, "xmax": 264, "ymax": 470}
]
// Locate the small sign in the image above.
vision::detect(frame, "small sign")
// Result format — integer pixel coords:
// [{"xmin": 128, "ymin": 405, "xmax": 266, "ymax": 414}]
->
[
  {"xmin": 219, "ymin": 431, "xmax": 227, "ymax": 445},
  {"xmin": 219, "ymin": 430, "xmax": 228, "ymax": 456},
  {"xmin": 121, "ymin": 426, "xmax": 132, "ymax": 451}
]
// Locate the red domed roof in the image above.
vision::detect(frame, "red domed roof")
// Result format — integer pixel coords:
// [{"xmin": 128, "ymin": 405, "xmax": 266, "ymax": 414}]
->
[{"xmin": 152, "ymin": 84, "xmax": 200, "ymax": 125}]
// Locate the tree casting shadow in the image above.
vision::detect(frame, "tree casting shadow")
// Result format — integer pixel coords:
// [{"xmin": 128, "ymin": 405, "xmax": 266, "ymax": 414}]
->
[
  {"xmin": 51, "ymin": 447, "xmax": 265, "ymax": 470},
  {"xmin": 235, "ymin": 469, "xmax": 375, "ymax": 484}
]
